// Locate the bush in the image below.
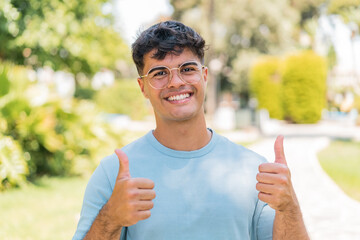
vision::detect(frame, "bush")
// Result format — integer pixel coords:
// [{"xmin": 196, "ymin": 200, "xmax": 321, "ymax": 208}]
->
[
  {"xmin": 0, "ymin": 135, "xmax": 28, "ymax": 190},
  {"xmin": 0, "ymin": 62, "xmax": 124, "ymax": 188},
  {"xmin": 3, "ymin": 99, "xmax": 122, "ymax": 178},
  {"xmin": 249, "ymin": 56, "xmax": 284, "ymax": 119},
  {"xmin": 95, "ymin": 80, "xmax": 149, "ymax": 120},
  {"xmin": 282, "ymin": 51, "xmax": 327, "ymax": 123},
  {"xmin": 249, "ymin": 51, "xmax": 327, "ymax": 123}
]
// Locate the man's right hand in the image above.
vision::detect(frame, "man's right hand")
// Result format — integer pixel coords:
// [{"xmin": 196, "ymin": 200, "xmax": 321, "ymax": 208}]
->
[
  {"xmin": 107, "ymin": 149, "xmax": 156, "ymax": 227},
  {"xmin": 83, "ymin": 150, "xmax": 156, "ymax": 239}
]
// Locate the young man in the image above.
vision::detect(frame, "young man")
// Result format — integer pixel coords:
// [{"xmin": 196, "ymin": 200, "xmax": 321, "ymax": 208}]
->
[{"xmin": 73, "ymin": 21, "xmax": 309, "ymax": 240}]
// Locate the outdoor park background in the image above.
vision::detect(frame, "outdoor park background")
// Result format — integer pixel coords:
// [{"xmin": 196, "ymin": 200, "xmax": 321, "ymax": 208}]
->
[{"xmin": 0, "ymin": 0, "xmax": 360, "ymax": 239}]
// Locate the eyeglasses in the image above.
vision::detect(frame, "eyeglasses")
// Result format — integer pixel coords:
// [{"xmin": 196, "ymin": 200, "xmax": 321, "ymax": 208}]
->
[{"xmin": 139, "ymin": 61, "xmax": 205, "ymax": 89}]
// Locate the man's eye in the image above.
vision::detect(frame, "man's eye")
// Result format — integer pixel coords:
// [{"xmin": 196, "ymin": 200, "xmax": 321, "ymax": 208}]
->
[
  {"xmin": 154, "ymin": 71, "xmax": 167, "ymax": 77},
  {"xmin": 181, "ymin": 66, "xmax": 197, "ymax": 73}
]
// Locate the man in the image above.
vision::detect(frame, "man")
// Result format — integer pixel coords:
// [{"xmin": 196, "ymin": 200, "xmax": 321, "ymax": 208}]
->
[{"xmin": 73, "ymin": 20, "xmax": 309, "ymax": 240}]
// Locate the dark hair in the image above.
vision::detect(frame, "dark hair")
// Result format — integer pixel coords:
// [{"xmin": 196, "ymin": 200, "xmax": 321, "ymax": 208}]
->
[{"xmin": 131, "ymin": 20, "xmax": 206, "ymax": 75}]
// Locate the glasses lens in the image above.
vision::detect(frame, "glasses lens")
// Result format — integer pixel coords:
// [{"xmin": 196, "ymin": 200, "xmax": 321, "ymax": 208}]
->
[
  {"xmin": 148, "ymin": 67, "xmax": 170, "ymax": 89},
  {"xmin": 179, "ymin": 62, "xmax": 202, "ymax": 84}
]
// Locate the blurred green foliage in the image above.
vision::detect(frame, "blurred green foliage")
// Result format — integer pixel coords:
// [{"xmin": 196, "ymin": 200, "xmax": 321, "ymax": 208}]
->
[
  {"xmin": 328, "ymin": 0, "xmax": 360, "ymax": 28},
  {"xmin": 95, "ymin": 80, "xmax": 149, "ymax": 120},
  {"xmin": 249, "ymin": 56, "xmax": 284, "ymax": 119},
  {"xmin": 249, "ymin": 51, "xmax": 327, "ymax": 123},
  {"xmin": 0, "ymin": 0, "xmax": 130, "ymax": 75},
  {"xmin": 282, "ymin": 51, "xmax": 327, "ymax": 123},
  {"xmin": 0, "ymin": 62, "xmax": 123, "ymax": 190},
  {"xmin": 0, "ymin": 135, "xmax": 28, "ymax": 190}
]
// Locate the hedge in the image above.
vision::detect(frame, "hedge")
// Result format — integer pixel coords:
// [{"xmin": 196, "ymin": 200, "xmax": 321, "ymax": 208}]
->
[
  {"xmin": 249, "ymin": 51, "xmax": 327, "ymax": 123},
  {"xmin": 282, "ymin": 51, "xmax": 327, "ymax": 123},
  {"xmin": 249, "ymin": 56, "xmax": 284, "ymax": 119}
]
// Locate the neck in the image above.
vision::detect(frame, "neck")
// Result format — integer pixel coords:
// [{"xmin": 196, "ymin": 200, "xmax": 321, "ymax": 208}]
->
[{"xmin": 153, "ymin": 113, "xmax": 211, "ymax": 151}]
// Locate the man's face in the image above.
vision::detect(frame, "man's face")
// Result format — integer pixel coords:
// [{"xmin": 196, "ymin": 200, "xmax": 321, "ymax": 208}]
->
[{"xmin": 137, "ymin": 48, "xmax": 208, "ymax": 124}]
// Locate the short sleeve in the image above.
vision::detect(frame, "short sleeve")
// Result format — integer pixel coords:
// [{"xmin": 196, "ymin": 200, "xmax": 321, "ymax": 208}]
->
[
  {"xmin": 252, "ymin": 200, "xmax": 275, "ymax": 240},
  {"xmin": 72, "ymin": 162, "xmax": 113, "ymax": 240}
]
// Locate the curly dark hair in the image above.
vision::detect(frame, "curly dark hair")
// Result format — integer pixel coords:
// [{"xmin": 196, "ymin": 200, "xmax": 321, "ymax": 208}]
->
[{"xmin": 131, "ymin": 20, "xmax": 206, "ymax": 75}]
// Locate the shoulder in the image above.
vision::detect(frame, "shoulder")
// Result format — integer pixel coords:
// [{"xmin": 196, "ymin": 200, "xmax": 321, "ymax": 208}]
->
[
  {"xmin": 212, "ymin": 131, "xmax": 268, "ymax": 165},
  {"xmin": 98, "ymin": 131, "xmax": 153, "ymax": 180}
]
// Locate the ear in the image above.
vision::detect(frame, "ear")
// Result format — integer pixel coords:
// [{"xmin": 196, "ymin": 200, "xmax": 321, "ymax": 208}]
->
[
  {"xmin": 202, "ymin": 67, "xmax": 208, "ymax": 84},
  {"xmin": 137, "ymin": 77, "xmax": 149, "ymax": 98}
]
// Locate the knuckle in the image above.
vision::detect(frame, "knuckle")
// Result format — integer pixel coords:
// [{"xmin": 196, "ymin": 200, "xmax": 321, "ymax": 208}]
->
[
  {"xmin": 258, "ymin": 192, "xmax": 267, "ymax": 202},
  {"xmin": 258, "ymin": 163, "xmax": 266, "ymax": 172},
  {"xmin": 128, "ymin": 190, "xmax": 139, "ymax": 199},
  {"xmin": 127, "ymin": 202, "xmax": 137, "ymax": 211},
  {"xmin": 280, "ymin": 165, "xmax": 290, "ymax": 174},
  {"xmin": 278, "ymin": 175, "xmax": 288, "ymax": 185},
  {"xmin": 127, "ymin": 179, "xmax": 136, "ymax": 188}
]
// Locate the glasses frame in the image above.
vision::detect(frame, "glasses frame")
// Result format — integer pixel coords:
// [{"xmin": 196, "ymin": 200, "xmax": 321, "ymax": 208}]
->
[{"xmin": 139, "ymin": 61, "xmax": 206, "ymax": 89}]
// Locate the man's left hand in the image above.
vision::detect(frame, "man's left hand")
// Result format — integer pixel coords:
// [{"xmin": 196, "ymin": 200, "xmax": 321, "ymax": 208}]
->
[{"xmin": 256, "ymin": 135, "xmax": 299, "ymax": 211}]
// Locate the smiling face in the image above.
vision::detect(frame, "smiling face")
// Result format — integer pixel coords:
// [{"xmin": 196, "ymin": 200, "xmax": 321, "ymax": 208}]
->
[{"xmin": 137, "ymin": 48, "xmax": 208, "ymax": 125}]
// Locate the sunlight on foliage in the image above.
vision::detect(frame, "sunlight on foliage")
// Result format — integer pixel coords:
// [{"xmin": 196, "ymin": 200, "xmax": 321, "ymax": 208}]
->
[{"xmin": 0, "ymin": 62, "xmax": 124, "ymax": 189}]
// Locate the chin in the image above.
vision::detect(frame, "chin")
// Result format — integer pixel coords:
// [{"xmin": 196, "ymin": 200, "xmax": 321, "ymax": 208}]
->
[{"xmin": 169, "ymin": 108, "xmax": 203, "ymax": 122}]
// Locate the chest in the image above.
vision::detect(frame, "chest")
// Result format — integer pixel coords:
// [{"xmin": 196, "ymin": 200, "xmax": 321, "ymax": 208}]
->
[{"xmin": 125, "ymin": 157, "xmax": 259, "ymax": 239}]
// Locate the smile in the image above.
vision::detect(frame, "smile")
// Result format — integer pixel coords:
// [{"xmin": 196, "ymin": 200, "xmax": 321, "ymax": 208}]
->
[{"xmin": 167, "ymin": 93, "xmax": 191, "ymax": 101}]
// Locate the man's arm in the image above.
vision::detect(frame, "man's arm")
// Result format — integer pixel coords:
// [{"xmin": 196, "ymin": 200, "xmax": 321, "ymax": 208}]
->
[
  {"xmin": 82, "ymin": 149, "xmax": 155, "ymax": 240},
  {"xmin": 84, "ymin": 204, "xmax": 124, "ymax": 240},
  {"xmin": 273, "ymin": 202, "xmax": 308, "ymax": 239},
  {"xmin": 256, "ymin": 136, "xmax": 309, "ymax": 240}
]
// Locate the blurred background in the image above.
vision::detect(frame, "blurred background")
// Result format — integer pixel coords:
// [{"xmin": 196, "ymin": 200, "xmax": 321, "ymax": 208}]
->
[{"xmin": 0, "ymin": 0, "xmax": 359, "ymax": 239}]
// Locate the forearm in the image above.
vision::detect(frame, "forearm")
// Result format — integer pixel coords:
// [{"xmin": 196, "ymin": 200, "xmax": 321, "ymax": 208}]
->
[
  {"xmin": 84, "ymin": 204, "xmax": 123, "ymax": 240},
  {"xmin": 273, "ymin": 205, "xmax": 309, "ymax": 240}
]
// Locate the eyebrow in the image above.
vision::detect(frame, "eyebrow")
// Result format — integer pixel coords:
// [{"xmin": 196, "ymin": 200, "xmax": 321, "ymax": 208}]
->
[
  {"xmin": 181, "ymin": 61, "xmax": 198, "ymax": 67},
  {"xmin": 148, "ymin": 66, "xmax": 167, "ymax": 75}
]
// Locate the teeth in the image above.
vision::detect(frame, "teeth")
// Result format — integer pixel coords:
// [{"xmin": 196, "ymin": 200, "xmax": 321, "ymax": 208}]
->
[{"xmin": 168, "ymin": 93, "xmax": 190, "ymax": 101}]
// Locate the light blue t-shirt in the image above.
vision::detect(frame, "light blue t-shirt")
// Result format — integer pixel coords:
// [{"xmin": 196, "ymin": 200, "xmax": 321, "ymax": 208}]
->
[{"xmin": 73, "ymin": 130, "xmax": 275, "ymax": 240}]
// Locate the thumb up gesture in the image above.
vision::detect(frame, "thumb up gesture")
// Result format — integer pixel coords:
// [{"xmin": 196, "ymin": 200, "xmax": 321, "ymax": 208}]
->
[
  {"xmin": 106, "ymin": 149, "xmax": 156, "ymax": 227},
  {"xmin": 256, "ymin": 136, "xmax": 299, "ymax": 212}
]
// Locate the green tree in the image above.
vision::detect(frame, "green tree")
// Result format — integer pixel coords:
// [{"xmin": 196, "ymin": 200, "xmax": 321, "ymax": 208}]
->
[
  {"xmin": 328, "ymin": 0, "xmax": 360, "ymax": 28},
  {"xmin": 0, "ymin": 0, "xmax": 130, "ymax": 75}
]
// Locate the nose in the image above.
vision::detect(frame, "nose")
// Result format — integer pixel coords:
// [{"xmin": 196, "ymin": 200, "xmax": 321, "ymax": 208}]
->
[{"xmin": 167, "ymin": 69, "xmax": 185, "ymax": 88}]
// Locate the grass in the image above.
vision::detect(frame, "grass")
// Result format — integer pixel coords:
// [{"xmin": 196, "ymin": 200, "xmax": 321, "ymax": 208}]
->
[
  {"xmin": 317, "ymin": 139, "xmax": 360, "ymax": 202},
  {"xmin": 0, "ymin": 176, "xmax": 89, "ymax": 240}
]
